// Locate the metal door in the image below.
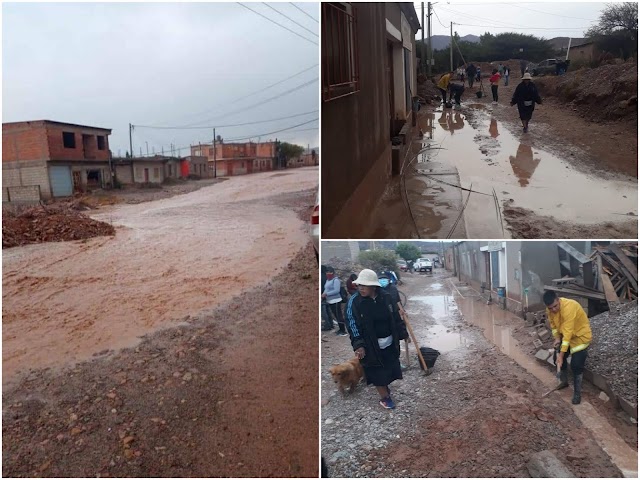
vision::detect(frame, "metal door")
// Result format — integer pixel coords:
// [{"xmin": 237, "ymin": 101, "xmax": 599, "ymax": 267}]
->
[
  {"xmin": 491, "ymin": 252, "xmax": 500, "ymax": 289},
  {"xmin": 49, "ymin": 166, "xmax": 73, "ymax": 197},
  {"xmin": 144, "ymin": 168, "xmax": 149, "ymax": 182}
]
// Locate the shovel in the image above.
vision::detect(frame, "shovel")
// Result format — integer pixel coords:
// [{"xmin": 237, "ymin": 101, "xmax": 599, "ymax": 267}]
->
[
  {"xmin": 400, "ymin": 310, "xmax": 429, "ymax": 372},
  {"xmin": 541, "ymin": 348, "xmax": 564, "ymax": 397}
]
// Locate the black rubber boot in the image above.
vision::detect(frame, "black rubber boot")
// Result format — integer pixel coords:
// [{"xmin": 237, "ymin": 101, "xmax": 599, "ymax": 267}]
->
[
  {"xmin": 557, "ymin": 370, "xmax": 569, "ymax": 389},
  {"xmin": 572, "ymin": 373, "xmax": 583, "ymax": 404}
]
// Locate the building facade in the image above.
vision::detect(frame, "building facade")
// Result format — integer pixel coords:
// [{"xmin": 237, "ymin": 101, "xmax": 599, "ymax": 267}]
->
[
  {"xmin": 190, "ymin": 141, "xmax": 277, "ymax": 176},
  {"xmin": 3, "ymin": 120, "xmax": 112, "ymax": 201},
  {"xmin": 568, "ymin": 41, "xmax": 601, "ymax": 63},
  {"xmin": 321, "ymin": 2, "xmax": 420, "ymax": 237}
]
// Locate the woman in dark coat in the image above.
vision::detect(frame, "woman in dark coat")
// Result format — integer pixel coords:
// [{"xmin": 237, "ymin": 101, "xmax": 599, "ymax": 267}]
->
[
  {"xmin": 346, "ymin": 269, "xmax": 409, "ymax": 409},
  {"xmin": 510, "ymin": 73, "xmax": 542, "ymax": 133}
]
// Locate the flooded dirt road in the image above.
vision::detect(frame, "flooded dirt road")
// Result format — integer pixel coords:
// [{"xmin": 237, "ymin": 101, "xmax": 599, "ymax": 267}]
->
[
  {"xmin": 364, "ymin": 104, "xmax": 637, "ymax": 239},
  {"xmin": 2, "ymin": 167, "xmax": 317, "ymax": 383},
  {"xmin": 321, "ymin": 271, "xmax": 634, "ymax": 477},
  {"xmin": 3, "ymin": 167, "xmax": 319, "ymax": 477}
]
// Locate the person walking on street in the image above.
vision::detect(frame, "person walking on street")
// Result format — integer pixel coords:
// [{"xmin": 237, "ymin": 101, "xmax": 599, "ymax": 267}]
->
[
  {"xmin": 510, "ymin": 73, "xmax": 542, "ymax": 133},
  {"xmin": 346, "ymin": 269, "xmax": 409, "ymax": 410},
  {"xmin": 378, "ymin": 272, "xmax": 405, "ymax": 315},
  {"xmin": 322, "ymin": 267, "xmax": 348, "ymax": 336},
  {"xmin": 476, "ymin": 66, "xmax": 481, "ymax": 82},
  {"xmin": 465, "ymin": 63, "xmax": 476, "ymax": 88},
  {"xmin": 489, "ymin": 68, "xmax": 501, "ymax": 104},
  {"xmin": 498, "ymin": 63, "xmax": 504, "ymax": 75},
  {"xmin": 544, "ymin": 291, "xmax": 592, "ymax": 404},
  {"xmin": 437, "ymin": 71, "xmax": 454, "ymax": 105},
  {"xmin": 504, "ymin": 66, "xmax": 510, "ymax": 86},
  {"xmin": 520, "ymin": 59, "xmax": 528, "ymax": 77}
]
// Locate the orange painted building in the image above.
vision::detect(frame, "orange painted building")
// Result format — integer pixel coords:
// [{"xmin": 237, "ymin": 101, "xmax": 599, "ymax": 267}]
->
[{"xmin": 190, "ymin": 141, "xmax": 276, "ymax": 177}]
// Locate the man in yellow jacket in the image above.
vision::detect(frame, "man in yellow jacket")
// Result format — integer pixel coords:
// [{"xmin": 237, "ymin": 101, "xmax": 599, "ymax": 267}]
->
[
  {"xmin": 544, "ymin": 290, "xmax": 592, "ymax": 404},
  {"xmin": 437, "ymin": 71, "xmax": 454, "ymax": 105}
]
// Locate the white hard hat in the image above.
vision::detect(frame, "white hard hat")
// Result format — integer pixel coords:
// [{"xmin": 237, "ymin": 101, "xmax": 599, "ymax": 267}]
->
[
  {"xmin": 354, "ymin": 269, "xmax": 381, "ymax": 287},
  {"xmin": 522, "ymin": 73, "xmax": 533, "ymax": 80}
]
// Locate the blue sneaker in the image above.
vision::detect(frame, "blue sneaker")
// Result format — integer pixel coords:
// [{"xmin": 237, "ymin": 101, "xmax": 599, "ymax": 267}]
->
[{"xmin": 379, "ymin": 396, "xmax": 396, "ymax": 409}]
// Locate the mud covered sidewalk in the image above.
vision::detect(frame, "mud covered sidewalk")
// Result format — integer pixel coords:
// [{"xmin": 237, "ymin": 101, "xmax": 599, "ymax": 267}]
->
[{"xmin": 321, "ymin": 271, "xmax": 631, "ymax": 477}]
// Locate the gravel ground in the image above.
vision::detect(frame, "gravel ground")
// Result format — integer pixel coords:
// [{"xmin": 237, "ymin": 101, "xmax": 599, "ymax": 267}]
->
[
  {"xmin": 588, "ymin": 301, "xmax": 638, "ymax": 404},
  {"xmin": 321, "ymin": 272, "xmax": 622, "ymax": 477}
]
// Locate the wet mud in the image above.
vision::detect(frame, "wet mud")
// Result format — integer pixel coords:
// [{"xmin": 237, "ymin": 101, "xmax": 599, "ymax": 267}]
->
[
  {"xmin": 2, "ymin": 167, "xmax": 318, "ymax": 384},
  {"xmin": 365, "ymin": 103, "xmax": 637, "ymax": 239},
  {"xmin": 321, "ymin": 271, "xmax": 633, "ymax": 477}
]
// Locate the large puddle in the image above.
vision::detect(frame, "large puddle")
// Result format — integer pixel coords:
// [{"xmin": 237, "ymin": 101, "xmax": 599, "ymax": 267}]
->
[{"xmin": 406, "ymin": 106, "xmax": 637, "ymax": 238}]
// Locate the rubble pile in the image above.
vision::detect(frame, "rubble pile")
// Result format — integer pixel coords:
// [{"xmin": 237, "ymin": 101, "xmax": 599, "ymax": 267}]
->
[
  {"xmin": 323, "ymin": 257, "xmax": 362, "ymax": 282},
  {"xmin": 591, "ymin": 243, "xmax": 638, "ymax": 302},
  {"xmin": 588, "ymin": 301, "xmax": 638, "ymax": 404},
  {"xmin": 3, "ymin": 205, "xmax": 116, "ymax": 248},
  {"xmin": 534, "ymin": 61, "xmax": 638, "ymax": 123}
]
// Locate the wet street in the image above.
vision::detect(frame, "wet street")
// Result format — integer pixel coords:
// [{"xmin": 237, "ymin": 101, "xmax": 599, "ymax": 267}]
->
[
  {"xmin": 321, "ymin": 269, "xmax": 636, "ymax": 477},
  {"xmin": 364, "ymin": 104, "xmax": 637, "ymax": 239}
]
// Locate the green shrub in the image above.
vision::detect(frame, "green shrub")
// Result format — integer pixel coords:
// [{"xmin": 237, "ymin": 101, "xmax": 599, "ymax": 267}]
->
[{"xmin": 358, "ymin": 250, "xmax": 400, "ymax": 276}]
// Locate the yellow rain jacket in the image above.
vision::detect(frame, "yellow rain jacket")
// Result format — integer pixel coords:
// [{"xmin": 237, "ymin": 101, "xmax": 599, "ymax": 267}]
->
[
  {"xmin": 547, "ymin": 297, "xmax": 592, "ymax": 354},
  {"xmin": 437, "ymin": 73, "xmax": 452, "ymax": 90}
]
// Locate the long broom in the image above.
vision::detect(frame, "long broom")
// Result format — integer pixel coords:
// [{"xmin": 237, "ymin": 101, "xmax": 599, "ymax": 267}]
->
[{"xmin": 400, "ymin": 310, "xmax": 429, "ymax": 372}]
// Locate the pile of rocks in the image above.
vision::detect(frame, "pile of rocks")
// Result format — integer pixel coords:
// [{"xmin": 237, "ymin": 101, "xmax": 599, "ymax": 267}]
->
[{"xmin": 3, "ymin": 205, "xmax": 116, "ymax": 248}]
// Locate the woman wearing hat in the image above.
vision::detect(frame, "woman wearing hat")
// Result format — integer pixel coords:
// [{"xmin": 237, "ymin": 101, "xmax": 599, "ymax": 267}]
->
[
  {"xmin": 345, "ymin": 269, "xmax": 409, "ymax": 409},
  {"xmin": 510, "ymin": 73, "xmax": 542, "ymax": 133}
]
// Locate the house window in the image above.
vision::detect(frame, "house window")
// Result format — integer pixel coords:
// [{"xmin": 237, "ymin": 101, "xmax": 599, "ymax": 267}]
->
[
  {"xmin": 322, "ymin": 2, "xmax": 360, "ymax": 102},
  {"xmin": 154, "ymin": 167, "xmax": 159, "ymax": 179},
  {"xmin": 62, "ymin": 132, "xmax": 76, "ymax": 148},
  {"xmin": 97, "ymin": 135, "xmax": 106, "ymax": 150}
]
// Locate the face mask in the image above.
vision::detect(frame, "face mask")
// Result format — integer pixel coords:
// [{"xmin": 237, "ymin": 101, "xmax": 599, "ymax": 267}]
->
[
  {"xmin": 326, "ymin": 273, "xmax": 335, "ymax": 280},
  {"xmin": 379, "ymin": 279, "xmax": 390, "ymax": 288}
]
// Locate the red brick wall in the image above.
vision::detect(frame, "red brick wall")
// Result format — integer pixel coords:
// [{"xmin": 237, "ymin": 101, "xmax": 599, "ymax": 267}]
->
[
  {"xmin": 46, "ymin": 125, "xmax": 110, "ymax": 161},
  {"xmin": 2, "ymin": 123, "xmax": 50, "ymax": 162},
  {"xmin": 256, "ymin": 142, "xmax": 275, "ymax": 157}
]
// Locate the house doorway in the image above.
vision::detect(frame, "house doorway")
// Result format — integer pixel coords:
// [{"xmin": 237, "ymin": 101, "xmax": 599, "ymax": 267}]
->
[{"xmin": 144, "ymin": 168, "xmax": 149, "ymax": 182}]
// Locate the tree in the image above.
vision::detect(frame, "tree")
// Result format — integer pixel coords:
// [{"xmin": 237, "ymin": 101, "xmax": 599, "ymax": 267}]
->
[
  {"xmin": 586, "ymin": 2, "xmax": 638, "ymax": 59},
  {"xmin": 278, "ymin": 142, "xmax": 305, "ymax": 161},
  {"xmin": 216, "ymin": 135, "xmax": 223, "ymax": 143},
  {"xmin": 395, "ymin": 243, "xmax": 421, "ymax": 262},
  {"xmin": 358, "ymin": 250, "xmax": 399, "ymax": 276}
]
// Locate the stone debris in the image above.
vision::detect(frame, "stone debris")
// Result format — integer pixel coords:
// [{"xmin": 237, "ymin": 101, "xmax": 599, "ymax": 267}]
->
[
  {"xmin": 588, "ymin": 301, "xmax": 638, "ymax": 405},
  {"xmin": 527, "ymin": 450, "xmax": 575, "ymax": 478}
]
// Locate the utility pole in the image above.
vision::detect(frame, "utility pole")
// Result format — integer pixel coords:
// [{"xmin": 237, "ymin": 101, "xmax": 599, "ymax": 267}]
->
[
  {"xmin": 450, "ymin": 22, "xmax": 453, "ymax": 71},
  {"xmin": 145, "ymin": 141, "xmax": 149, "ymax": 155},
  {"xmin": 129, "ymin": 123, "xmax": 133, "ymax": 158},
  {"xmin": 421, "ymin": 3, "xmax": 425, "ymax": 74},
  {"xmin": 213, "ymin": 128, "xmax": 217, "ymax": 179},
  {"xmin": 427, "ymin": 2, "xmax": 432, "ymax": 76}
]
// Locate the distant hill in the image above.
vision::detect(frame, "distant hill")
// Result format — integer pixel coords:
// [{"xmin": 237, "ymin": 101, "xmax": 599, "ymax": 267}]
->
[{"xmin": 422, "ymin": 34, "xmax": 480, "ymax": 51}]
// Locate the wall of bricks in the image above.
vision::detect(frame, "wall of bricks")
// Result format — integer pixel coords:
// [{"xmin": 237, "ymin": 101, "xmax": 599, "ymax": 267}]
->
[
  {"xmin": 7, "ymin": 185, "xmax": 41, "ymax": 203},
  {"xmin": 2, "ymin": 124, "xmax": 50, "ymax": 162},
  {"xmin": 115, "ymin": 164, "xmax": 134, "ymax": 184},
  {"xmin": 133, "ymin": 162, "xmax": 165, "ymax": 183},
  {"xmin": 47, "ymin": 125, "xmax": 110, "ymax": 162},
  {"xmin": 2, "ymin": 160, "xmax": 51, "ymax": 198},
  {"xmin": 256, "ymin": 142, "xmax": 275, "ymax": 157}
]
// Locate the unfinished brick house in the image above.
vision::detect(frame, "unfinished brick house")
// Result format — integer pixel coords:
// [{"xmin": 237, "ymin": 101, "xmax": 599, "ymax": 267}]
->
[
  {"xmin": 2, "ymin": 120, "xmax": 112, "ymax": 201},
  {"xmin": 190, "ymin": 141, "xmax": 276, "ymax": 176}
]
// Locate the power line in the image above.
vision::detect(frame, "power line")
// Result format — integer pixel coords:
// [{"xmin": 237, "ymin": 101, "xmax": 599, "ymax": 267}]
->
[
  {"xmin": 134, "ymin": 110, "xmax": 318, "ymax": 130},
  {"xmin": 237, "ymin": 2, "xmax": 318, "ymax": 46},
  {"xmin": 225, "ymin": 118, "xmax": 318, "ymax": 142},
  {"xmin": 438, "ymin": 5, "xmax": 534, "ymax": 29},
  {"xmin": 432, "ymin": 7, "xmax": 448, "ymax": 29},
  {"xmin": 453, "ymin": 22, "xmax": 589, "ymax": 30},
  {"xmin": 290, "ymin": 2, "xmax": 318, "ymax": 23},
  {"xmin": 498, "ymin": 2, "xmax": 598, "ymax": 21},
  {"xmin": 147, "ymin": 64, "xmax": 318, "ymax": 128},
  {"xmin": 262, "ymin": 3, "xmax": 318, "ymax": 38},
  {"xmin": 183, "ymin": 77, "xmax": 318, "ymax": 127}
]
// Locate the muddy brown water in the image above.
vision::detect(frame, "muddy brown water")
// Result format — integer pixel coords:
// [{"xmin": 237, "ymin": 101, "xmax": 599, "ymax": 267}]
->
[
  {"xmin": 369, "ymin": 106, "xmax": 637, "ymax": 238},
  {"xmin": 2, "ymin": 167, "xmax": 318, "ymax": 385},
  {"xmin": 409, "ymin": 275, "xmax": 637, "ymax": 477}
]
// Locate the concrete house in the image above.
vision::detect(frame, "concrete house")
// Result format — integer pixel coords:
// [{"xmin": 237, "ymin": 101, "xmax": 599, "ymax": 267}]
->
[
  {"xmin": 446, "ymin": 241, "xmax": 593, "ymax": 315},
  {"xmin": 321, "ymin": 2, "xmax": 420, "ymax": 237},
  {"xmin": 568, "ymin": 40, "xmax": 601, "ymax": 63},
  {"xmin": 191, "ymin": 141, "xmax": 276, "ymax": 176},
  {"xmin": 3, "ymin": 120, "xmax": 112, "ymax": 201}
]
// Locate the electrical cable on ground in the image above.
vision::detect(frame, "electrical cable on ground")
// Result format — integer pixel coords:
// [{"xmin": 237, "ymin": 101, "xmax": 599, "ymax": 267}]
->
[
  {"xmin": 237, "ymin": 3, "xmax": 318, "ymax": 45},
  {"xmin": 262, "ymin": 3, "xmax": 318, "ymax": 37},
  {"xmin": 447, "ymin": 182, "xmax": 473, "ymax": 239}
]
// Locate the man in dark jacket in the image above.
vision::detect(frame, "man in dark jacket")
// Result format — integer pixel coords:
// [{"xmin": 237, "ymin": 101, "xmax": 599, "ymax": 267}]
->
[
  {"xmin": 465, "ymin": 63, "xmax": 476, "ymax": 88},
  {"xmin": 346, "ymin": 269, "xmax": 409, "ymax": 409},
  {"xmin": 510, "ymin": 73, "xmax": 542, "ymax": 133}
]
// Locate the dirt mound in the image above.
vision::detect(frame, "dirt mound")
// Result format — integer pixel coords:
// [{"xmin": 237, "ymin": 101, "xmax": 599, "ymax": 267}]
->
[
  {"xmin": 2, "ymin": 205, "xmax": 116, "ymax": 248},
  {"xmin": 534, "ymin": 62, "xmax": 638, "ymax": 123}
]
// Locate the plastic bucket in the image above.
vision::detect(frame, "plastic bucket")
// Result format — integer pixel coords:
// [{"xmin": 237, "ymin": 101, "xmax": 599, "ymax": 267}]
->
[
  {"xmin": 497, "ymin": 287, "xmax": 506, "ymax": 298},
  {"xmin": 419, "ymin": 347, "xmax": 441, "ymax": 369},
  {"xmin": 475, "ymin": 91, "xmax": 483, "ymax": 98}
]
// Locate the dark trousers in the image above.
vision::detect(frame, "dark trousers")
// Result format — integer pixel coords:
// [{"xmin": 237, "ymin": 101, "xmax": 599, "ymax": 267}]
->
[
  {"xmin": 327, "ymin": 302, "xmax": 345, "ymax": 332},
  {"xmin": 560, "ymin": 348, "xmax": 588, "ymax": 376},
  {"xmin": 451, "ymin": 87, "xmax": 464, "ymax": 105},
  {"xmin": 438, "ymin": 88, "xmax": 447, "ymax": 103},
  {"xmin": 491, "ymin": 85, "xmax": 499, "ymax": 102}
]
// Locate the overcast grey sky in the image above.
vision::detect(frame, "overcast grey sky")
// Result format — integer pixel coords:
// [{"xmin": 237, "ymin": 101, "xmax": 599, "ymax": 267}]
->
[
  {"xmin": 413, "ymin": 1, "xmax": 609, "ymax": 40},
  {"xmin": 3, "ymin": 2, "xmax": 319, "ymax": 157}
]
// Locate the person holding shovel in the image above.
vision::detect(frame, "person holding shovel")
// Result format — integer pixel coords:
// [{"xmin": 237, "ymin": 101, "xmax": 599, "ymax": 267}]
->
[
  {"xmin": 510, "ymin": 73, "xmax": 542, "ymax": 133},
  {"xmin": 544, "ymin": 291, "xmax": 592, "ymax": 404},
  {"xmin": 346, "ymin": 269, "xmax": 408, "ymax": 410}
]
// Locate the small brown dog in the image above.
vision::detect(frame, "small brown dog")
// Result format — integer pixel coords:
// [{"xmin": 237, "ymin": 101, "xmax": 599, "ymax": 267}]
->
[{"xmin": 329, "ymin": 357, "xmax": 364, "ymax": 395}]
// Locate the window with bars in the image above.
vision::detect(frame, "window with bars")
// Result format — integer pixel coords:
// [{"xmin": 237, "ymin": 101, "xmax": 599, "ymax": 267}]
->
[{"xmin": 322, "ymin": 2, "xmax": 360, "ymax": 102}]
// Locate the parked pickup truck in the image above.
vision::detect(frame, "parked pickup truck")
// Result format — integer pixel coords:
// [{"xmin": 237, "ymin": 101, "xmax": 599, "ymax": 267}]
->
[{"xmin": 415, "ymin": 258, "xmax": 433, "ymax": 273}]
